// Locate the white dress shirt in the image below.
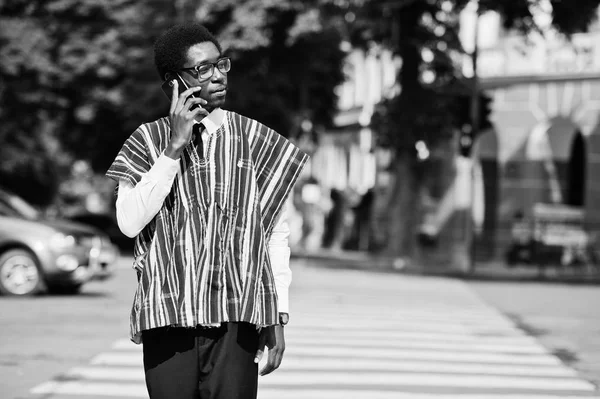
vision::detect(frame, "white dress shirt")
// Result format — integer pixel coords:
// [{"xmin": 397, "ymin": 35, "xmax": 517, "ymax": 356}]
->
[{"xmin": 115, "ymin": 109, "xmax": 292, "ymax": 313}]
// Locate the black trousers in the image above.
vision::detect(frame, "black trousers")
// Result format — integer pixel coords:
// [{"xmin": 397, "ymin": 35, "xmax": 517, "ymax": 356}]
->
[{"xmin": 142, "ymin": 323, "xmax": 259, "ymax": 399}]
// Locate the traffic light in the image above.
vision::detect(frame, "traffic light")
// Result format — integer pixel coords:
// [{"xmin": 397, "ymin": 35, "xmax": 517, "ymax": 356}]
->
[{"xmin": 456, "ymin": 92, "xmax": 492, "ymax": 157}]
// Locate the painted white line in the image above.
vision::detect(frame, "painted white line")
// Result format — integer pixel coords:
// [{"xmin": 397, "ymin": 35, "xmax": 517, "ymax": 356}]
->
[
  {"xmin": 112, "ymin": 329, "xmax": 543, "ymax": 353},
  {"xmin": 91, "ymin": 353, "xmax": 142, "ymax": 366},
  {"xmin": 299, "ymin": 292, "xmax": 489, "ymax": 300},
  {"xmin": 287, "ymin": 320, "xmax": 473, "ymax": 334},
  {"xmin": 295, "ymin": 304, "xmax": 513, "ymax": 318},
  {"xmin": 291, "ymin": 309, "xmax": 513, "ymax": 324},
  {"xmin": 293, "ymin": 305, "xmax": 509, "ymax": 320},
  {"xmin": 66, "ymin": 366, "xmax": 144, "ymax": 380},
  {"xmin": 36, "ymin": 367, "xmax": 594, "ymax": 393},
  {"xmin": 285, "ymin": 330, "xmax": 539, "ymax": 345},
  {"xmin": 94, "ymin": 346, "xmax": 562, "ymax": 366},
  {"xmin": 274, "ymin": 320, "xmax": 527, "ymax": 337},
  {"xmin": 258, "ymin": 389, "xmax": 600, "ymax": 399},
  {"xmin": 71, "ymin": 356, "xmax": 581, "ymax": 380},
  {"xmin": 284, "ymin": 337, "xmax": 547, "ymax": 354},
  {"xmin": 259, "ymin": 371, "xmax": 596, "ymax": 391},
  {"xmin": 113, "ymin": 330, "xmax": 534, "ymax": 353},
  {"xmin": 30, "ymin": 381, "xmax": 60, "ymax": 395},
  {"xmin": 289, "ymin": 318, "xmax": 517, "ymax": 334},
  {"xmin": 282, "ymin": 346, "xmax": 561, "ymax": 365},
  {"xmin": 31, "ymin": 380, "xmax": 147, "ymax": 397},
  {"xmin": 111, "ymin": 336, "xmax": 547, "ymax": 354},
  {"xmin": 277, "ymin": 357, "xmax": 578, "ymax": 377},
  {"xmin": 113, "ymin": 339, "xmax": 140, "ymax": 350},
  {"xmin": 31, "ymin": 381, "xmax": 599, "ymax": 399}
]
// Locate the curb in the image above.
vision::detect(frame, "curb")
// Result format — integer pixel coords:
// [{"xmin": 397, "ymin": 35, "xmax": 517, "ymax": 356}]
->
[{"xmin": 292, "ymin": 250, "xmax": 600, "ymax": 285}]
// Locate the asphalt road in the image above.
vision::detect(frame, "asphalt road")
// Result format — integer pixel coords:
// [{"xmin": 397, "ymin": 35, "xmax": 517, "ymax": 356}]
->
[
  {"xmin": 1, "ymin": 256, "xmax": 599, "ymax": 398},
  {"xmin": 468, "ymin": 280, "xmax": 600, "ymax": 388},
  {"xmin": 0, "ymin": 256, "xmax": 137, "ymax": 399}
]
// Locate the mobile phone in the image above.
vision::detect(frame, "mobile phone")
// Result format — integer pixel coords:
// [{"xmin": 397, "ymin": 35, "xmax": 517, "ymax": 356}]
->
[{"xmin": 161, "ymin": 73, "xmax": 201, "ymax": 109}]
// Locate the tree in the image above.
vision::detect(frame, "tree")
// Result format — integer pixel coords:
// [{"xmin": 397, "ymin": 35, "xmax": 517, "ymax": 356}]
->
[
  {"xmin": 0, "ymin": 0, "xmax": 159, "ymax": 205},
  {"xmin": 0, "ymin": 0, "xmax": 347, "ymax": 207},
  {"xmin": 194, "ymin": 0, "xmax": 347, "ymax": 137},
  {"xmin": 344, "ymin": 0, "xmax": 600, "ymax": 257}
]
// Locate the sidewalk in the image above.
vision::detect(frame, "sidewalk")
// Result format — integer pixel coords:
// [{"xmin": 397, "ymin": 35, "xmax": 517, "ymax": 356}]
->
[{"xmin": 292, "ymin": 248, "xmax": 600, "ymax": 285}]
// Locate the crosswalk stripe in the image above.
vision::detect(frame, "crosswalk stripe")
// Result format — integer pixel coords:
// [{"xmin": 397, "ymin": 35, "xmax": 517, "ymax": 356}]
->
[
  {"xmin": 32, "ymin": 380, "xmax": 598, "ymax": 399},
  {"xmin": 289, "ymin": 309, "xmax": 514, "ymax": 324},
  {"xmin": 111, "ymin": 326, "xmax": 543, "ymax": 347},
  {"xmin": 90, "ymin": 353, "xmax": 139, "ymax": 366},
  {"xmin": 117, "ymin": 337, "xmax": 548, "ymax": 354},
  {"xmin": 292, "ymin": 305, "xmax": 512, "ymax": 320},
  {"xmin": 64, "ymin": 367, "xmax": 143, "ymax": 381},
  {"xmin": 258, "ymin": 371, "xmax": 596, "ymax": 391},
  {"xmin": 278, "ymin": 329, "xmax": 540, "ymax": 344},
  {"xmin": 288, "ymin": 318, "xmax": 519, "ymax": 333},
  {"xmin": 76, "ymin": 357, "xmax": 582, "ymax": 377},
  {"xmin": 258, "ymin": 390, "xmax": 600, "ymax": 399},
  {"xmin": 88, "ymin": 352, "xmax": 578, "ymax": 378},
  {"xmin": 268, "ymin": 357, "xmax": 579, "ymax": 377},
  {"xmin": 269, "ymin": 346, "xmax": 561, "ymax": 365},
  {"xmin": 31, "ymin": 381, "xmax": 146, "ymax": 397},
  {"xmin": 92, "ymin": 348, "xmax": 561, "ymax": 367},
  {"xmin": 98, "ymin": 345, "xmax": 561, "ymax": 365},
  {"xmin": 59, "ymin": 366, "xmax": 593, "ymax": 392},
  {"xmin": 111, "ymin": 335, "xmax": 549, "ymax": 354},
  {"xmin": 278, "ymin": 318, "xmax": 528, "ymax": 336},
  {"xmin": 285, "ymin": 337, "xmax": 548, "ymax": 354},
  {"xmin": 111, "ymin": 329, "xmax": 541, "ymax": 349}
]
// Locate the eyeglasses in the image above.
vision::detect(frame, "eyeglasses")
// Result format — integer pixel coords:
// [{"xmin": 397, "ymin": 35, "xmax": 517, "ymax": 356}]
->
[{"xmin": 179, "ymin": 57, "xmax": 231, "ymax": 81}]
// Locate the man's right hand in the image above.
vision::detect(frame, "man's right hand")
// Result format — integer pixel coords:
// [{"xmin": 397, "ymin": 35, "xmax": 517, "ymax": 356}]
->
[{"xmin": 165, "ymin": 80, "xmax": 208, "ymax": 160}]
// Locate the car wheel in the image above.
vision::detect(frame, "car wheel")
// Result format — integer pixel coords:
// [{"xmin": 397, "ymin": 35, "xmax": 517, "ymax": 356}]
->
[{"xmin": 0, "ymin": 249, "xmax": 43, "ymax": 296}]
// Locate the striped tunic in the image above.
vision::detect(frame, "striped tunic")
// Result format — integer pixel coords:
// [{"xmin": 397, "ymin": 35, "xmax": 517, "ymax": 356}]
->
[{"xmin": 106, "ymin": 111, "xmax": 309, "ymax": 344}]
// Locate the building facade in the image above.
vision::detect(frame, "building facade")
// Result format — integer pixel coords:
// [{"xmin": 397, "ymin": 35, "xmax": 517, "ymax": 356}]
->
[
  {"xmin": 293, "ymin": 43, "xmax": 400, "ymax": 251},
  {"xmin": 467, "ymin": 8, "xmax": 600, "ymax": 262}
]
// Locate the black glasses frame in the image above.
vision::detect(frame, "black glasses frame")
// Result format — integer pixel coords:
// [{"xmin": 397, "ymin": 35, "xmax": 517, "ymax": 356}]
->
[{"xmin": 179, "ymin": 57, "xmax": 231, "ymax": 81}]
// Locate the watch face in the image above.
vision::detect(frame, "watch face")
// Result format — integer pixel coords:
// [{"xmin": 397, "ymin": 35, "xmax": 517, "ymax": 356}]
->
[{"xmin": 279, "ymin": 313, "xmax": 289, "ymax": 325}]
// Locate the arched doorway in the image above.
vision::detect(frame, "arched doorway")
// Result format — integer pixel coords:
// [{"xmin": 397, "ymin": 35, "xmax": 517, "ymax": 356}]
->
[
  {"xmin": 567, "ymin": 132, "xmax": 586, "ymax": 207},
  {"xmin": 583, "ymin": 122, "xmax": 600, "ymax": 231},
  {"xmin": 524, "ymin": 117, "xmax": 582, "ymax": 207}
]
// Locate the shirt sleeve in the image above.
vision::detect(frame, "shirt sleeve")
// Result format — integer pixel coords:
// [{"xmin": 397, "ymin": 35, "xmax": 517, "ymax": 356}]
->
[
  {"xmin": 115, "ymin": 153, "xmax": 180, "ymax": 238},
  {"xmin": 269, "ymin": 203, "xmax": 292, "ymax": 314},
  {"xmin": 106, "ymin": 127, "xmax": 152, "ymax": 187}
]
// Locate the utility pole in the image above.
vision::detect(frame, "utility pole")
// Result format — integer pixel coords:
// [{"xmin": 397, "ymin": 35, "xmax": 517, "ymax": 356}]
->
[{"xmin": 467, "ymin": 1, "xmax": 480, "ymax": 274}]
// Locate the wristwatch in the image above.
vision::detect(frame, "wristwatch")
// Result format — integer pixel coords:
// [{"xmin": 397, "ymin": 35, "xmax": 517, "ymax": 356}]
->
[{"xmin": 279, "ymin": 312, "xmax": 289, "ymax": 326}]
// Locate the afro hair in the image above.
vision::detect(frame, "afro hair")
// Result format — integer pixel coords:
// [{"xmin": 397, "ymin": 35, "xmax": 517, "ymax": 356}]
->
[{"xmin": 154, "ymin": 23, "xmax": 222, "ymax": 81}]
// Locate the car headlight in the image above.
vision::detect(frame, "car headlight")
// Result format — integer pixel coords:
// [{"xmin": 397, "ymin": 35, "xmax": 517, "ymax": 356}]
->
[
  {"xmin": 56, "ymin": 254, "xmax": 80, "ymax": 271},
  {"xmin": 49, "ymin": 233, "xmax": 77, "ymax": 249}
]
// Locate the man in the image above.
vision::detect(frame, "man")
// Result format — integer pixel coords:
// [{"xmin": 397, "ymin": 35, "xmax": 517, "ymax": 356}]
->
[{"xmin": 106, "ymin": 23, "xmax": 308, "ymax": 399}]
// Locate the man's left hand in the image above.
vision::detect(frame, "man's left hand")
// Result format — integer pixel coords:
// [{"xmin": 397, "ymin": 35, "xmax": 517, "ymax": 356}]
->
[{"xmin": 255, "ymin": 325, "xmax": 285, "ymax": 376}]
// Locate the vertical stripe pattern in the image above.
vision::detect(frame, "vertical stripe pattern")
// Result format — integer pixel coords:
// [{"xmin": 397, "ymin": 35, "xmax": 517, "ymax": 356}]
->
[{"xmin": 106, "ymin": 111, "xmax": 309, "ymax": 344}]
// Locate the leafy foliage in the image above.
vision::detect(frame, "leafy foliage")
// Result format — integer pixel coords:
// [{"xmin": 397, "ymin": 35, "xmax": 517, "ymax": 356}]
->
[
  {"xmin": 2, "ymin": 0, "xmax": 598, "ymax": 210},
  {"xmin": 0, "ymin": 0, "xmax": 346, "ymax": 205},
  {"xmin": 0, "ymin": 0, "xmax": 154, "ymax": 204},
  {"xmin": 349, "ymin": 0, "xmax": 600, "ymax": 157},
  {"xmin": 345, "ymin": 0, "xmax": 471, "ymax": 155},
  {"xmin": 480, "ymin": 0, "xmax": 600, "ymax": 35},
  {"xmin": 196, "ymin": 0, "xmax": 346, "ymax": 137}
]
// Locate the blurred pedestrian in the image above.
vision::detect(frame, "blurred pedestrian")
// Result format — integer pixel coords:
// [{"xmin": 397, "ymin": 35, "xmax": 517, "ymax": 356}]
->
[{"xmin": 105, "ymin": 22, "xmax": 308, "ymax": 399}]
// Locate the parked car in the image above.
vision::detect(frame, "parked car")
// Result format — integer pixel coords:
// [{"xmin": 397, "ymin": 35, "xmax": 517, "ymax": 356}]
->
[
  {"xmin": 67, "ymin": 211, "xmax": 134, "ymax": 253},
  {"xmin": 0, "ymin": 189, "xmax": 119, "ymax": 296}
]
